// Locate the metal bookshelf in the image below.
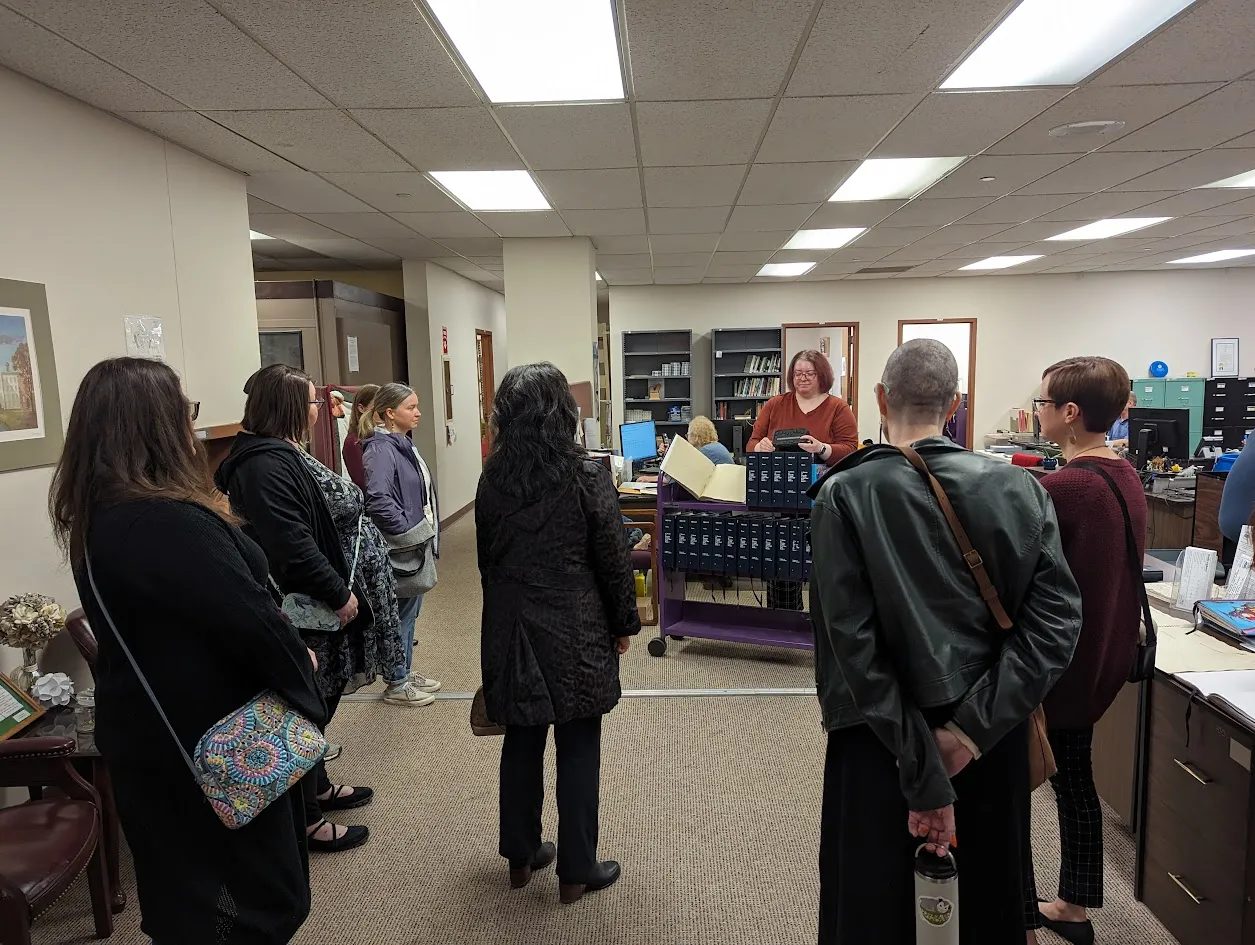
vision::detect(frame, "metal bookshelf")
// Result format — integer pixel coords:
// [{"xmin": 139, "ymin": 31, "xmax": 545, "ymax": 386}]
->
[
  {"xmin": 621, "ymin": 329, "xmax": 693, "ymax": 438},
  {"xmin": 711, "ymin": 327, "xmax": 783, "ymax": 422}
]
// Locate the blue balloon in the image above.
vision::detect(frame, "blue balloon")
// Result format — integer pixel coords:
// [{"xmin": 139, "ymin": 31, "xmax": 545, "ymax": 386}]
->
[{"xmin": 1149, "ymin": 361, "xmax": 1169, "ymax": 377}]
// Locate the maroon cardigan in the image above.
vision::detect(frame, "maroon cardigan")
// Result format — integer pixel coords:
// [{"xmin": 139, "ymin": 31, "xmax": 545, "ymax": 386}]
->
[
  {"xmin": 1041, "ymin": 457, "xmax": 1146, "ymax": 728},
  {"xmin": 342, "ymin": 432, "xmax": 366, "ymax": 491}
]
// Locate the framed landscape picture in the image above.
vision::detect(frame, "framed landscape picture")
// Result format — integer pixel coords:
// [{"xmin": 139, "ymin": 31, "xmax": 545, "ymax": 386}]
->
[{"xmin": 0, "ymin": 278, "xmax": 62, "ymax": 472}]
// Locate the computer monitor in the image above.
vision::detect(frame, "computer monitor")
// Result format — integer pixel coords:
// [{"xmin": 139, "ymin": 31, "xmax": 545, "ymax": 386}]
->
[
  {"xmin": 1127, "ymin": 407, "xmax": 1190, "ymax": 469},
  {"xmin": 714, "ymin": 419, "xmax": 753, "ymax": 460},
  {"xmin": 619, "ymin": 420, "xmax": 658, "ymax": 464}
]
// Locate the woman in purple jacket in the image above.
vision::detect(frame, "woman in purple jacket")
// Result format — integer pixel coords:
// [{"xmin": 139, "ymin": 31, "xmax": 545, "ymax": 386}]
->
[{"xmin": 361, "ymin": 383, "xmax": 442, "ymax": 707}]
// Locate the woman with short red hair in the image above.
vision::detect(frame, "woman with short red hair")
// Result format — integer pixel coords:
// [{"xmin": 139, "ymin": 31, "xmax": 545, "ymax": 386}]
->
[{"xmin": 747, "ymin": 349, "xmax": 858, "ymax": 465}]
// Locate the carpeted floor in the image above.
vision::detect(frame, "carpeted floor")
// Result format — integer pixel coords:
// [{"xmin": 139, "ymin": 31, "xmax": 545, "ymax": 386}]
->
[{"xmin": 30, "ymin": 515, "xmax": 1178, "ymax": 945}]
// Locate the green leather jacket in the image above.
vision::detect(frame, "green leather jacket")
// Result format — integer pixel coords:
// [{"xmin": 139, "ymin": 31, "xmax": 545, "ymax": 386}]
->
[{"xmin": 809, "ymin": 437, "xmax": 1082, "ymax": 812}]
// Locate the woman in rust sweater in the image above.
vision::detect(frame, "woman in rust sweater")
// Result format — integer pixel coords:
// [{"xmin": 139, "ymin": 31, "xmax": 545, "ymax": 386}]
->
[
  {"xmin": 747, "ymin": 349, "xmax": 858, "ymax": 465},
  {"xmin": 1025, "ymin": 356, "xmax": 1147, "ymax": 945}
]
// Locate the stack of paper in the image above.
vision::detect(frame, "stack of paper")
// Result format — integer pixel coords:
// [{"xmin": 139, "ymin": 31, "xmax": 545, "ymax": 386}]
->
[{"xmin": 1223, "ymin": 526, "xmax": 1254, "ymax": 600}]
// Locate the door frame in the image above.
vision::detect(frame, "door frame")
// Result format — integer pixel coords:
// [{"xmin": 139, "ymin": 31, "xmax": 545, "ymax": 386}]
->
[
  {"xmin": 897, "ymin": 317, "xmax": 978, "ymax": 450},
  {"xmin": 781, "ymin": 322, "xmax": 861, "ymax": 417},
  {"xmin": 475, "ymin": 329, "xmax": 496, "ymax": 456}
]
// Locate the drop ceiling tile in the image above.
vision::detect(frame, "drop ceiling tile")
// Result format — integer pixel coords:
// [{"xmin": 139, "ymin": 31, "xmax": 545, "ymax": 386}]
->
[
  {"xmin": 905, "ymin": 259, "xmax": 967, "ymax": 272},
  {"xmin": 706, "ymin": 264, "xmax": 764, "ymax": 277},
  {"xmin": 207, "ymin": 0, "xmax": 477, "ymax": 108},
  {"xmin": 650, "ymin": 233, "xmax": 722, "ymax": 253},
  {"xmin": 352, "ymin": 108, "xmax": 523, "ymax": 171},
  {"xmin": 757, "ymin": 95, "xmax": 916, "ymax": 163},
  {"xmin": 304, "ymin": 213, "xmax": 421, "ymax": 240},
  {"xmin": 496, "ymin": 104, "xmax": 637, "ymax": 170},
  {"xmin": 874, "ymin": 90, "xmax": 1068, "ymax": 157},
  {"xmin": 716, "ymin": 231, "xmax": 793, "ymax": 250},
  {"xmin": 739, "ymin": 162, "xmax": 857, "ymax": 205},
  {"xmin": 603, "ymin": 272, "xmax": 654, "ymax": 285},
  {"xmin": 874, "ymin": 248, "xmax": 954, "ymax": 265},
  {"xmin": 1196, "ymin": 195, "xmax": 1255, "ymax": 216},
  {"xmin": 249, "ymin": 214, "xmax": 344, "ymax": 241},
  {"xmin": 636, "ymin": 99, "xmax": 774, "ymax": 166},
  {"xmin": 477, "ymin": 211, "xmax": 571, "ymax": 237},
  {"xmin": 625, "ymin": 0, "xmax": 814, "ymax": 100},
  {"xmin": 294, "ymin": 238, "xmax": 400, "ymax": 262},
  {"xmin": 988, "ymin": 84, "xmax": 1223, "ymax": 155},
  {"xmin": 563, "ymin": 209, "xmax": 647, "ymax": 236},
  {"xmin": 824, "ymin": 245, "xmax": 898, "ymax": 263},
  {"xmin": 0, "ymin": 6, "xmax": 184, "ymax": 111},
  {"xmin": 787, "ymin": 0, "xmax": 1013, "ymax": 96},
  {"xmin": 712, "ymin": 250, "xmax": 775, "ymax": 264},
  {"xmin": 1173, "ymin": 217, "xmax": 1255, "ymax": 239},
  {"xmin": 805, "ymin": 200, "xmax": 908, "ymax": 227},
  {"xmin": 653, "ymin": 253, "xmax": 713, "ymax": 268},
  {"xmin": 593, "ymin": 235, "xmax": 651, "ymax": 254},
  {"xmin": 1106, "ymin": 83, "xmax": 1255, "ymax": 152},
  {"xmin": 431, "ymin": 257, "xmax": 484, "ymax": 273},
  {"xmin": 1112, "ymin": 149, "xmax": 1255, "ymax": 192},
  {"xmin": 920, "ymin": 155, "xmax": 1079, "ymax": 199},
  {"xmin": 389, "ymin": 212, "xmax": 497, "ymax": 238},
  {"xmin": 249, "ymin": 238, "xmax": 323, "ymax": 259},
  {"xmin": 319, "ymin": 173, "xmax": 461, "ymax": 212},
  {"xmin": 597, "ymin": 254, "xmax": 652, "ymax": 268},
  {"xmin": 119, "ymin": 111, "xmax": 294, "ymax": 172},
  {"xmin": 1094, "ymin": 0, "xmax": 1255, "ymax": 86},
  {"xmin": 726, "ymin": 204, "xmax": 816, "ymax": 232},
  {"xmin": 1130, "ymin": 190, "xmax": 1252, "ymax": 216},
  {"xmin": 248, "ymin": 197, "xmax": 285, "ymax": 214},
  {"xmin": 213, "ymin": 110, "xmax": 410, "ymax": 172},
  {"xmin": 1032, "ymin": 191, "xmax": 1176, "ymax": 221},
  {"xmin": 1141, "ymin": 216, "xmax": 1242, "ymax": 238},
  {"xmin": 956, "ymin": 195, "xmax": 1083, "ymax": 225},
  {"xmin": 881, "ymin": 197, "xmax": 997, "ymax": 228},
  {"xmin": 246, "ymin": 172, "xmax": 373, "ymax": 212},
  {"xmin": 851, "ymin": 226, "xmax": 936, "ymax": 248},
  {"xmin": 3, "ymin": 0, "xmax": 330, "ymax": 109},
  {"xmin": 534, "ymin": 169, "xmax": 642, "ymax": 210},
  {"xmin": 648, "ymin": 206, "xmax": 730, "ymax": 234},
  {"xmin": 643, "ymin": 166, "xmax": 745, "ymax": 208},
  {"xmin": 704, "ymin": 275, "xmax": 754, "ymax": 282},
  {"xmin": 1016, "ymin": 152, "xmax": 1192, "ymax": 195},
  {"xmin": 1219, "ymin": 131, "xmax": 1255, "ymax": 149},
  {"xmin": 940, "ymin": 241, "xmax": 1032, "ymax": 259},
  {"xmin": 999, "ymin": 220, "xmax": 1101, "ymax": 242},
  {"xmin": 908, "ymin": 223, "xmax": 1012, "ymax": 245},
  {"xmin": 360, "ymin": 237, "xmax": 445, "ymax": 258},
  {"xmin": 263, "ymin": 256, "xmax": 359, "ymax": 270},
  {"xmin": 653, "ymin": 267, "xmax": 708, "ymax": 284},
  {"xmin": 435, "ymin": 237, "xmax": 504, "ymax": 256}
]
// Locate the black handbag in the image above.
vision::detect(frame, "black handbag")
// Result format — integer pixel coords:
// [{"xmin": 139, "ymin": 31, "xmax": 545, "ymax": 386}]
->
[{"xmin": 1068, "ymin": 461, "xmax": 1157, "ymax": 682}]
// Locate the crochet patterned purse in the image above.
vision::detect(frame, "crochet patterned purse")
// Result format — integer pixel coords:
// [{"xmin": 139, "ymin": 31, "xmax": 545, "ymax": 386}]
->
[{"xmin": 86, "ymin": 553, "xmax": 326, "ymax": 829}]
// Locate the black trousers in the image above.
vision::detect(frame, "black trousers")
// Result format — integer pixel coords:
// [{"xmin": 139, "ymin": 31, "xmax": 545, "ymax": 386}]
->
[
  {"xmin": 302, "ymin": 690, "xmax": 343, "ymax": 827},
  {"xmin": 499, "ymin": 715, "xmax": 602, "ymax": 884},
  {"xmin": 818, "ymin": 721, "xmax": 1031, "ymax": 945},
  {"xmin": 1024, "ymin": 727, "xmax": 1103, "ymax": 927}
]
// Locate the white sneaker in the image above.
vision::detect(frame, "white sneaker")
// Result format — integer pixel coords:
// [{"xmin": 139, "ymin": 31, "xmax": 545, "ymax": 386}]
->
[
  {"xmin": 409, "ymin": 672, "xmax": 442, "ymax": 693},
  {"xmin": 383, "ymin": 680, "xmax": 435, "ymax": 707}
]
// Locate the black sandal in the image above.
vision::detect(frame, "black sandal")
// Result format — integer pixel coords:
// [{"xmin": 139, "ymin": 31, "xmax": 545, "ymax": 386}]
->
[
  {"xmin": 306, "ymin": 819, "xmax": 370, "ymax": 853},
  {"xmin": 318, "ymin": 784, "xmax": 374, "ymax": 812}
]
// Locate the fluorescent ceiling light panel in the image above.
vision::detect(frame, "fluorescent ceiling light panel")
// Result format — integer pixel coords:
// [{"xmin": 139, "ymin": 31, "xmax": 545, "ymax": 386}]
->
[
  {"xmin": 429, "ymin": 170, "xmax": 550, "ymax": 211},
  {"xmin": 829, "ymin": 158, "xmax": 966, "ymax": 202},
  {"xmin": 425, "ymin": 0, "xmax": 624, "ymax": 103},
  {"xmin": 784, "ymin": 228, "xmax": 867, "ymax": 250},
  {"xmin": 1168, "ymin": 249, "xmax": 1255, "ymax": 264},
  {"xmin": 1199, "ymin": 169, "xmax": 1255, "ymax": 189},
  {"xmin": 1045, "ymin": 217, "xmax": 1171, "ymax": 240},
  {"xmin": 249, "ymin": 230, "xmax": 273, "ymax": 239},
  {"xmin": 757, "ymin": 262, "xmax": 816, "ymax": 277},
  {"xmin": 942, "ymin": 0, "xmax": 1199, "ymax": 89},
  {"xmin": 960, "ymin": 254, "xmax": 1044, "ymax": 270}
]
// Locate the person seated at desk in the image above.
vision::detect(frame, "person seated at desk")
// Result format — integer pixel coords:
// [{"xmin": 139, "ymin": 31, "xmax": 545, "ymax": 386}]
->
[
  {"xmin": 1220, "ymin": 434, "xmax": 1255, "ymax": 543},
  {"xmin": 747, "ymin": 349, "xmax": 858, "ymax": 465},
  {"xmin": 1107, "ymin": 390, "xmax": 1136, "ymax": 452},
  {"xmin": 685, "ymin": 416, "xmax": 734, "ymax": 464}
]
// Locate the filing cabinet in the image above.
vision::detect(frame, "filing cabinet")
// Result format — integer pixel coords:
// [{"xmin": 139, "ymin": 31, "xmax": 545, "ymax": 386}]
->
[
  {"xmin": 1204, "ymin": 377, "xmax": 1255, "ymax": 450},
  {"xmin": 1134, "ymin": 377, "xmax": 1204, "ymax": 451}
]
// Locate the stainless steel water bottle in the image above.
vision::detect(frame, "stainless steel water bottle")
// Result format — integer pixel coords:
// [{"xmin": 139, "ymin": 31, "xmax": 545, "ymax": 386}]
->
[{"xmin": 915, "ymin": 845, "xmax": 959, "ymax": 945}]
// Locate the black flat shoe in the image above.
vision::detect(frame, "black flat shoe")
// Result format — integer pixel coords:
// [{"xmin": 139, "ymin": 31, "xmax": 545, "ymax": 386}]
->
[
  {"xmin": 306, "ymin": 820, "xmax": 369, "ymax": 853},
  {"xmin": 560, "ymin": 860, "xmax": 621, "ymax": 904},
  {"xmin": 318, "ymin": 785, "xmax": 373, "ymax": 812},
  {"xmin": 509, "ymin": 841, "xmax": 557, "ymax": 888},
  {"xmin": 1038, "ymin": 906, "xmax": 1094, "ymax": 945}
]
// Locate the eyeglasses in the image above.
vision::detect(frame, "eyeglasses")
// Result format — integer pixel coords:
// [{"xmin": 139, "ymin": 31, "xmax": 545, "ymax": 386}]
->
[
  {"xmin": 794, "ymin": 370, "xmax": 819, "ymax": 380},
  {"xmin": 188, "ymin": 401, "xmax": 200, "ymax": 422},
  {"xmin": 310, "ymin": 399, "xmax": 325, "ymax": 408},
  {"xmin": 1031, "ymin": 398, "xmax": 1061, "ymax": 412}
]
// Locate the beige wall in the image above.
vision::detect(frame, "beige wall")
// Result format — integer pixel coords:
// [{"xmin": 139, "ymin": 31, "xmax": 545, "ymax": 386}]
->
[
  {"xmin": 610, "ymin": 269, "xmax": 1255, "ymax": 446},
  {"xmin": 503, "ymin": 237, "xmax": 597, "ymax": 384},
  {"xmin": 255, "ymin": 269, "xmax": 404, "ymax": 297},
  {"xmin": 0, "ymin": 67, "xmax": 259, "ymax": 675}
]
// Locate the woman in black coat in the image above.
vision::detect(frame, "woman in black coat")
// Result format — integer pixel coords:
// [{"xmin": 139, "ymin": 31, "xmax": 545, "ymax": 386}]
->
[
  {"xmin": 49, "ymin": 358, "xmax": 325, "ymax": 945},
  {"xmin": 476, "ymin": 362, "xmax": 641, "ymax": 904}
]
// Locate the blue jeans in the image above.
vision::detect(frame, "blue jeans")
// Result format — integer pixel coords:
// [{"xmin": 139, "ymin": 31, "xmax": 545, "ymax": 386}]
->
[{"xmin": 388, "ymin": 596, "xmax": 422, "ymax": 686}]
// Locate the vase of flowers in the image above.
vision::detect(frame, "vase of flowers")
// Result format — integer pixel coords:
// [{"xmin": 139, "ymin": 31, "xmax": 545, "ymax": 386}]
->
[{"xmin": 0, "ymin": 594, "xmax": 68, "ymax": 695}]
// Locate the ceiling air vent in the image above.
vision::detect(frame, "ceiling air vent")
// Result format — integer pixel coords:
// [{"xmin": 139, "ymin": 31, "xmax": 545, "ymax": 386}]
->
[{"xmin": 855, "ymin": 265, "xmax": 915, "ymax": 275}]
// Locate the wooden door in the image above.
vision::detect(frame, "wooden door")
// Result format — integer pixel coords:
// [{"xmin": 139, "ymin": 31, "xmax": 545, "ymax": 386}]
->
[{"xmin": 476, "ymin": 330, "xmax": 495, "ymax": 458}]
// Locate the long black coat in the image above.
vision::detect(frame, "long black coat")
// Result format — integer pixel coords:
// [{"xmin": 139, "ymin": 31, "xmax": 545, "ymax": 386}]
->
[{"xmin": 477, "ymin": 461, "xmax": 641, "ymax": 726}]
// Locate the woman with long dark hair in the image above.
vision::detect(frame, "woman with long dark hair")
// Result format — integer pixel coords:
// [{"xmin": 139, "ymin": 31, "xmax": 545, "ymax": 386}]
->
[
  {"xmin": 49, "ymin": 357, "xmax": 324, "ymax": 944},
  {"xmin": 477, "ymin": 362, "xmax": 641, "ymax": 904},
  {"xmin": 215, "ymin": 364, "xmax": 402, "ymax": 853}
]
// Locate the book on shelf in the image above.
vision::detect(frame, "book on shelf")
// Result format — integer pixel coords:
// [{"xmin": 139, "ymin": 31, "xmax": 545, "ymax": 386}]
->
[
  {"xmin": 660, "ymin": 434, "xmax": 747, "ymax": 504},
  {"xmin": 742, "ymin": 354, "xmax": 782, "ymax": 374}
]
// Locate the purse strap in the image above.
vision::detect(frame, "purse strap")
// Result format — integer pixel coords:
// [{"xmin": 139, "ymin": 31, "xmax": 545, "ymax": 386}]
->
[
  {"xmin": 899, "ymin": 445, "xmax": 1013, "ymax": 632},
  {"xmin": 84, "ymin": 552, "xmax": 204, "ymax": 784},
  {"xmin": 1065, "ymin": 460, "xmax": 1157, "ymax": 645},
  {"xmin": 268, "ymin": 513, "xmax": 363, "ymax": 599}
]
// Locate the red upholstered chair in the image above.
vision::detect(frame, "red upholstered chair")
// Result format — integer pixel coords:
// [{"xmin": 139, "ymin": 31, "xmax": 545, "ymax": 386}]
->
[
  {"xmin": 65, "ymin": 609, "xmax": 98, "ymax": 670},
  {"xmin": 0, "ymin": 736, "xmax": 112, "ymax": 943}
]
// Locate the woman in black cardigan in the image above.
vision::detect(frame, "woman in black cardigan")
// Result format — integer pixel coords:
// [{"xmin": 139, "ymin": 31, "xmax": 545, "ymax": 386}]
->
[
  {"xmin": 49, "ymin": 358, "xmax": 325, "ymax": 945},
  {"xmin": 477, "ymin": 362, "xmax": 641, "ymax": 904}
]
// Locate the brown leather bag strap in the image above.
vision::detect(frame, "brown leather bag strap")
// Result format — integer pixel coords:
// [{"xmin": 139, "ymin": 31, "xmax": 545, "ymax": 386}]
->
[{"xmin": 899, "ymin": 445, "xmax": 1014, "ymax": 632}]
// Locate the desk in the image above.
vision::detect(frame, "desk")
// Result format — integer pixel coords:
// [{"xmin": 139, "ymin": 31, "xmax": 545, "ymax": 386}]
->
[
  {"xmin": 1147, "ymin": 492, "xmax": 1196, "ymax": 549},
  {"xmin": 21, "ymin": 707, "xmax": 126, "ymax": 915}
]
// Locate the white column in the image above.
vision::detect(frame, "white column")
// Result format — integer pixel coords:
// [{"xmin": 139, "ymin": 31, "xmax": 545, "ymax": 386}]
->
[{"xmin": 503, "ymin": 237, "xmax": 597, "ymax": 385}]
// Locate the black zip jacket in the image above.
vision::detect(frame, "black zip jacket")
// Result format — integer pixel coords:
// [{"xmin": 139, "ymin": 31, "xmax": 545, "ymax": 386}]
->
[{"xmin": 808, "ymin": 437, "xmax": 1082, "ymax": 811}]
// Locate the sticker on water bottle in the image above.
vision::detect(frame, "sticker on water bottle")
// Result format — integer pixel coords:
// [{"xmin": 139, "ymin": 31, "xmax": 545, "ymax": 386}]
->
[{"xmin": 918, "ymin": 896, "xmax": 954, "ymax": 927}]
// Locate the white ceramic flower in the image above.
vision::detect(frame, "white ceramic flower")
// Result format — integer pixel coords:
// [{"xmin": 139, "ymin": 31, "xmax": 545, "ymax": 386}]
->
[{"xmin": 33, "ymin": 672, "xmax": 75, "ymax": 707}]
